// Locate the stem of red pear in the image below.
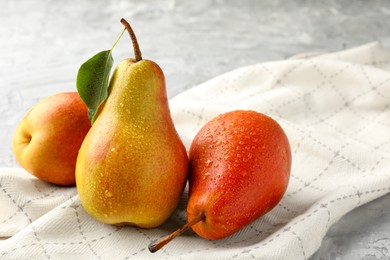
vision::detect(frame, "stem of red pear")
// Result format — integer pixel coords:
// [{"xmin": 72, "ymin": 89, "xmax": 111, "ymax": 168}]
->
[{"xmin": 148, "ymin": 213, "xmax": 205, "ymax": 253}]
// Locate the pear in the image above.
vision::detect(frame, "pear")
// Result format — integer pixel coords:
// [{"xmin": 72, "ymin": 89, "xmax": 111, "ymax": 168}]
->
[
  {"xmin": 13, "ymin": 92, "xmax": 91, "ymax": 186},
  {"xmin": 75, "ymin": 19, "xmax": 188, "ymax": 228},
  {"xmin": 149, "ymin": 110, "xmax": 291, "ymax": 251},
  {"xmin": 186, "ymin": 110, "xmax": 291, "ymax": 239}
]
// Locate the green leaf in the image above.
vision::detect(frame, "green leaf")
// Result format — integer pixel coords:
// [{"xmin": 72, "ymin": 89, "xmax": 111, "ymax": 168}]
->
[{"xmin": 76, "ymin": 50, "xmax": 114, "ymax": 123}]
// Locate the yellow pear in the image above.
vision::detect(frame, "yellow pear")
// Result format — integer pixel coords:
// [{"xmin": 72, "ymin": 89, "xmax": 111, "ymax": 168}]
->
[{"xmin": 75, "ymin": 19, "xmax": 188, "ymax": 228}]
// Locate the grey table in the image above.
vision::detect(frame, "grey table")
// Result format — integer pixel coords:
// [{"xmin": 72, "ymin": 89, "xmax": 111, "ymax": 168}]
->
[{"xmin": 1, "ymin": 0, "xmax": 390, "ymax": 259}]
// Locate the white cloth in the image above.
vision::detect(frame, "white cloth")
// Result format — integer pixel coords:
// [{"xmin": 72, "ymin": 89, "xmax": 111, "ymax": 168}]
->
[{"xmin": 1, "ymin": 42, "xmax": 390, "ymax": 259}]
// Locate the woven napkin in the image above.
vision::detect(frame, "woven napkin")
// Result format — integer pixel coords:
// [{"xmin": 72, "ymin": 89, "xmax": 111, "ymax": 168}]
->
[{"xmin": 1, "ymin": 42, "xmax": 390, "ymax": 259}]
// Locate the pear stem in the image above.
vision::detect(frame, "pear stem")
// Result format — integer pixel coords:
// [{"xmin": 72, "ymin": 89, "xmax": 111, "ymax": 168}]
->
[
  {"xmin": 120, "ymin": 18, "xmax": 142, "ymax": 62},
  {"xmin": 148, "ymin": 213, "xmax": 205, "ymax": 253}
]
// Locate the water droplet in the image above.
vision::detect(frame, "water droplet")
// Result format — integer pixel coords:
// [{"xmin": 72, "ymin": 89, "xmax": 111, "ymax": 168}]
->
[
  {"xmin": 205, "ymin": 160, "xmax": 213, "ymax": 167},
  {"xmin": 111, "ymin": 147, "xmax": 116, "ymax": 152},
  {"xmin": 105, "ymin": 190, "xmax": 113, "ymax": 198}
]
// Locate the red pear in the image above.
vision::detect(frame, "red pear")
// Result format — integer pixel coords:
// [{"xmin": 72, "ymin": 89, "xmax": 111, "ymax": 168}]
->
[
  {"xmin": 187, "ymin": 110, "xmax": 291, "ymax": 239},
  {"xmin": 149, "ymin": 110, "xmax": 291, "ymax": 252}
]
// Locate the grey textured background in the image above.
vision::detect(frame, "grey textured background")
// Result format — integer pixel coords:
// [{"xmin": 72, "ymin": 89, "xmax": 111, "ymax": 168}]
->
[{"xmin": 1, "ymin": 0, "xmax": 390, "ymax": 258}]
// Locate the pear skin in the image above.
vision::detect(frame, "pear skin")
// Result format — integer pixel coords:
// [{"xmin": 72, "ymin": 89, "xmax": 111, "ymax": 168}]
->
[{"xmin": 76, "ymin": 58, "xmax": 188, "ymax": 228}]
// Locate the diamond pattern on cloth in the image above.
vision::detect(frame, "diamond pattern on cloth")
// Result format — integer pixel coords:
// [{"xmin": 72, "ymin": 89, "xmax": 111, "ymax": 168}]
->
[{"xmin": 1, "ymin": 42, "xmax": 390, "ymax": 259}]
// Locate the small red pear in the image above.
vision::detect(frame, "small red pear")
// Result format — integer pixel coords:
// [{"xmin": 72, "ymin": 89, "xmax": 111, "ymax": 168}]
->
[
  {"xmin": 149, "ymin": 110, "xmax": 291, "ymax": 252},
  {"xmin": 187, "ymin": 110, "xmax": 291, "ymax": 239}
]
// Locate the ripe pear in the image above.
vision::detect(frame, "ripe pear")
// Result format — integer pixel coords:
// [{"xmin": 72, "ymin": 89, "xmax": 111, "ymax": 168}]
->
[
  {"xmin": 75, "ymin": 19, "xmax": 188, "ymax": 228},
  {"xmin": 187, "ymin": 110, "xmax": 291, "ymax": 239},
  {"xmin": 13, "ymin": 92, "xmax": 91, "ymax": 186},
  {"xmin": 149, "ymin": 110, "xmax": 291, "ymax": 252}
]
